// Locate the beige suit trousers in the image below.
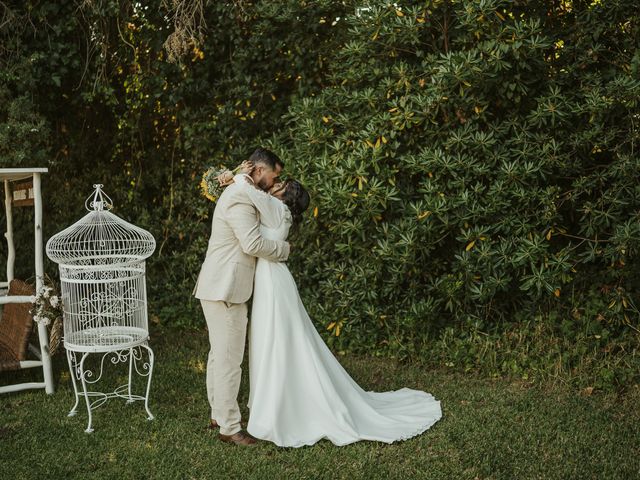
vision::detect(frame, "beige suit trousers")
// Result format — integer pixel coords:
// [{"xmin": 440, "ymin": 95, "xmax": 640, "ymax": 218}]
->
[{"xmin": 201, "ymin": 299, "xmax": 248, "ymax": 436}]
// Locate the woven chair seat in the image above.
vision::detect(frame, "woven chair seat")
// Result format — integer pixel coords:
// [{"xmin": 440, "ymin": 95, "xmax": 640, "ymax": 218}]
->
[{"xmin": 0, "ymin": 279, "xmax": 35, "ymax": 372}]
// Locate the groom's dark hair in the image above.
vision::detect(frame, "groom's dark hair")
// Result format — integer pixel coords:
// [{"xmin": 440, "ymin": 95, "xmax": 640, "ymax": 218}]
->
[{"xmin": 249, "ymin": 147, "xmax": 284, "ymax": 170}]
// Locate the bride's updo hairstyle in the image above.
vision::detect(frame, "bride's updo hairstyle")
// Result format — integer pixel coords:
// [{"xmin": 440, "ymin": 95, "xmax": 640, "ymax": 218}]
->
[{"xmin": 281, "ymin": 180, "xmax": 310, "ymax": 225}]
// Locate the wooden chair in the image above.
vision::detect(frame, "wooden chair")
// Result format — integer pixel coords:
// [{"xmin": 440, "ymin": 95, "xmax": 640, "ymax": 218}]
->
[
  {"xmin": 1, "ymin": 168, "xmax": 54, "ymax": 394},
  {"xmin": 0, "ymin": 279, "xmax": 46, "ymax": 392}
]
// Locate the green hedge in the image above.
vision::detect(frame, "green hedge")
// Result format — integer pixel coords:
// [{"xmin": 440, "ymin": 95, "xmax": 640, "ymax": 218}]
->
[
  {"xmin": 1, "ymin": 0, "xmax": 638, "ymax": 388},
  {"xmin": 277, "ymin": 1, "xmax": 640, "ymax": 357}
]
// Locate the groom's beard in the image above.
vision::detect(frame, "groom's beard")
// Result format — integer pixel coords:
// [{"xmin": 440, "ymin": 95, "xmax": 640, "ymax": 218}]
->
[{"xmin": 256, "ymin": 178, "xmax": 272, "ymax": 192}]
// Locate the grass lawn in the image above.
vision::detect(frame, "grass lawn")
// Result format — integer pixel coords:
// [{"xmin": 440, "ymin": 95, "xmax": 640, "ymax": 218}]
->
[{"xmin": 1, "ymin": 329, "xmax": 639, "ymax": 480}]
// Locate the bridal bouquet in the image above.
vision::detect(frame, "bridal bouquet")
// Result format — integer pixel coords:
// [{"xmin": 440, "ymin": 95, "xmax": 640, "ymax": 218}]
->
[
  {"xmin": 30, "ymin": 276, "xmax": 64, "ymax": 355},
  {"xmin": 200, "ymin": 161, "xmax": 254, "ymax": 202}
]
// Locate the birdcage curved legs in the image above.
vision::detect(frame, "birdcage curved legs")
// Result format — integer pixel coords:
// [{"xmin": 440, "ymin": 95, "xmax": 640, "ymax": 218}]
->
[
  {"xmin": 65, "ymin": 342, "xmax": 155, "ymax": 433},
  {"xmin": 78, "ymin": 351, "xmax": 95, "ymax": 433},
  {"xmin": 137, "ymin": 343, "xmax": 155, "ymax": 421},
  {"xmin": 119, "ymin": 343, "xmax": 155, "ymax": 420},
  {"xmin": 66, "ymin": 349, "xmax": 81, "ymax": 417}
]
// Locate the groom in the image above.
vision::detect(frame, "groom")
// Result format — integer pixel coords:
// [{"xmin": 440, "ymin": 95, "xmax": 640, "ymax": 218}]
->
[{"xmin": 193, "ymin": 148, "xmax": 290, "ymax": 446}]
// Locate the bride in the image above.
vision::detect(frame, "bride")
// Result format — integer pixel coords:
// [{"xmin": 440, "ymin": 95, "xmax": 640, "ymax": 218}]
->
[{"xmin": 228, "ymin": 168, "xmax": 442, "ymax": 448}]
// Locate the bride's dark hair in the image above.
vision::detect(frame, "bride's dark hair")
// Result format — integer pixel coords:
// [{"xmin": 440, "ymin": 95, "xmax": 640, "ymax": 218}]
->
[{"xmin": 281, "ymin": 180, "xmax": 310, "ymax": 224}]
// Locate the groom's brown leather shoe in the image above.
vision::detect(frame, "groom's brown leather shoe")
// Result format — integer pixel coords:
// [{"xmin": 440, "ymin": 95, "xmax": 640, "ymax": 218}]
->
[{"xmin": 219, "ymin": 430, "xmax": 257, "ymax": 446}]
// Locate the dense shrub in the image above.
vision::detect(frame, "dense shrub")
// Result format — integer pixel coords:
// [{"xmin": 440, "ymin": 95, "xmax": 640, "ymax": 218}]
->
[
  {"xmin": 0, "ymin": 0, "xmax": 348, "ymax": 323},
  {"xmin": 1, "ymin": 1, "xmax": 638, "ymax": 389},
  {"xmin": 278, "ymin": 1, "xmax": 640, "ymax": 358}
]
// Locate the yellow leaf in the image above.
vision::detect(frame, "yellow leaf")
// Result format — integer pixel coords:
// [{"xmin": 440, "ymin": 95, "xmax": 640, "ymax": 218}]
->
[
  {"xmin": 371, "ymin": 29, "xmax": 379, "ymax": 41},
  {"xmin": 351, "ymin": 193, "xmax": 358, "ymax": 197},
  {"xmin": 417, "ymin": 17, "xmax": 425, "ymax": 23},
  {"xmin": 395, "ymin": 9, "xmax": 404, "ymax": 17},
  {"xmin": 474, "ymin": 105, "xmax": 482, "ymax": 114},
  {"xmin": 313, "ymin": 206, "xmax": 318, "ymax": 217},
  {"xmin": 554, "ymin": 288, "xmax": 561, "ymax": 297},
  {"xmin": 466, "ymin": 240, "xmax": 476, "ymax": 251},
  {"xmin": 358, "ymin": 177, "xmax": 363, "ymax": 190},
  {"xmin": 375, "ymin": 137, "xmax": 381, "ymax": 148},
  {"xmin": 335, "ymin": 324, "xmax": 342, "ymax": 336},
  {"xmin": 327, "ymin": 322, "xmax": 336, "ymax": 331},
  {"xmin": 546, "ymin": 229, "xmax": 553, "ymax": 240},
  {"xmin": 382, "ymin": 135, "xmax": 388, "ymax": 144},
  {"xmin": 417, "ymin": 211, "xmax": 431, "ymax": 220},
  {"xmin": 623, "ymin": 297, "xmax": 628, "ymax": 308},
  {"xmin": 428, "ymin": 172, "xmax": 433, "ymax": 178},
  {"xmin": 270, "ymin": 93, "xmax": 276, "ymax": 101},
  {"xmin": 495, "ymin": 10, "xmax": 506, "ymax": 21},
  {"xmin": 322, "ymin": 116, "xmax": 330, "ymax": 123},
  {"xmin": 366, "ymin": 139, "xmax": 374, "ymax": 148},
  {"xmin": 608, "ymin": 300, "xmax": 616, "ymax": 308}
]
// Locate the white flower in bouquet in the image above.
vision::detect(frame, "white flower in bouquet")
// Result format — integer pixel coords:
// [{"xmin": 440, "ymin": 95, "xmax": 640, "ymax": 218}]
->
[{"xmin": 29, "ymin": 276, "xmax": 64, "ymax": 355}]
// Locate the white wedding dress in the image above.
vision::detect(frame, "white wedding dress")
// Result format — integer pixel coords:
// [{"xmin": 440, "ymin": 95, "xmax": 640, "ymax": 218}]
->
[{"xmin": 237, "ymin": 175, "xmax": 442, "ymax": 447}]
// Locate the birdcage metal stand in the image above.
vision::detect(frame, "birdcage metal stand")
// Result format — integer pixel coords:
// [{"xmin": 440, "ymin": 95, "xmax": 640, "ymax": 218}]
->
[
  {"xmin": 46, "ymin": 185, "xmax": 157, "ymax": 433},
  {"xmin": 66, "ymin": 344, "xmax": 154, "ymax": 433}
]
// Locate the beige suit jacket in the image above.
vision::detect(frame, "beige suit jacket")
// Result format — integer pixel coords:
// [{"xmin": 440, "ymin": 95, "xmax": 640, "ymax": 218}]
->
[{"xmin": 193, "ymin": 178, "xmax": 290, "ymax": 303}]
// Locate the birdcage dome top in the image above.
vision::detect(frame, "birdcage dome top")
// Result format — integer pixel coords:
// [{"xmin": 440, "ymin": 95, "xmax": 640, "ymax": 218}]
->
[{"xmin": 46, "ymin": 185, "xmax": 156, "ymax": 264}]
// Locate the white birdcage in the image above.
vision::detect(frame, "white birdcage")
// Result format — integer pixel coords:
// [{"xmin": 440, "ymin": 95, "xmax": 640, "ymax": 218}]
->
[
  {"xmin": 46, "ymin": 185, "xmax": 156, "ymax": 432},
  {"xmin": 47, "ymin": 185, "xmax": 155, "ymax": 351}
]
